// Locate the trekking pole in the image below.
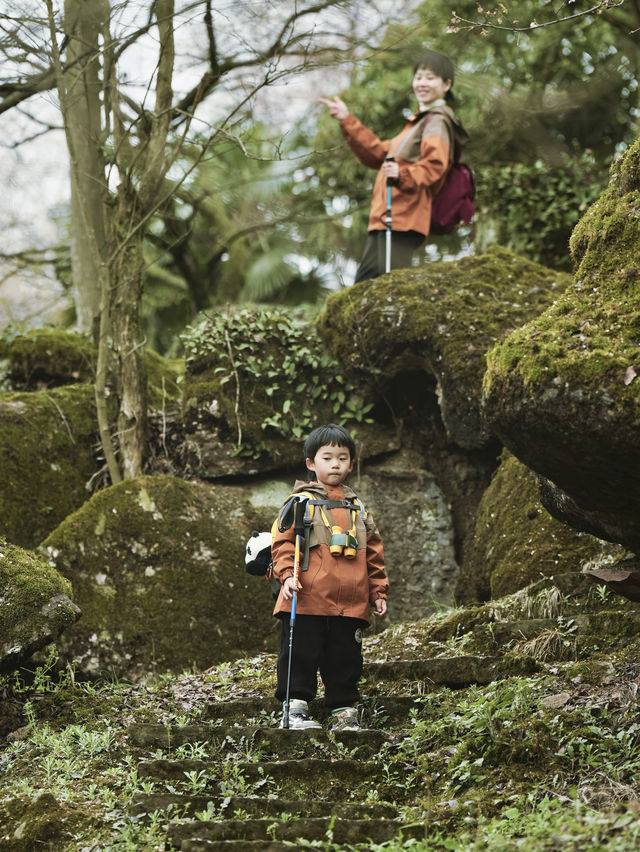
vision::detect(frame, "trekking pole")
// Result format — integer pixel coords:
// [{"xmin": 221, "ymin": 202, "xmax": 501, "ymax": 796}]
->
[
  {"xmin": 282, "ymin": 532, "xmax": 302, "ymax": 729},
  {"xmin": 384, "ymin": 156, "xmax": 394, "ymax": 274}
]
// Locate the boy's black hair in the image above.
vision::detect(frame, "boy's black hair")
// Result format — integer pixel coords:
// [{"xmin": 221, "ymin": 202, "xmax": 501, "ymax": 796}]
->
[
  {"xmin": 304, "ymin": 424, "xmax": 356, "ymax": 462},
  {"xmin": 413, "ymin": 50, "xmax": 455, "ymax": 102}
]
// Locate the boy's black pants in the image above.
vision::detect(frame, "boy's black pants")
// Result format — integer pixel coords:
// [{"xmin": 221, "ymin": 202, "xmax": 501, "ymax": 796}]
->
[{"xmin": 275, "ymin": 614, "xmax": 366, "ymax": 710}]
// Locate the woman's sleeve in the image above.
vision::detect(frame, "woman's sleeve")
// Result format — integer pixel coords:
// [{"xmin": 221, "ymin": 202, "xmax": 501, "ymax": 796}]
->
[{"xmin": 339, "ymin": 113, "xmax": 391, "ymax": 169}]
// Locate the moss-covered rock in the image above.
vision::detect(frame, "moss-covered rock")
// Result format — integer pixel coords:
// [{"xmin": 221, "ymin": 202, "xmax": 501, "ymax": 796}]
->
[
  {"xmin": 144, "ymin": 349, "xmax": 183, "ymax": 411},
  {"xmin": 0, "ymin": 328, "xmax": 181, "ymax": 411},
  {"xmin": 316, "ymin": 245, "xmax": 570, "ymax": 450},
  {"xmin": 0, "ymin": 385, "xmax": 100, "ymax": 548},
  {"xmin": 457, "ymin": 451, "xmax": 614, "ymax": 602},
  {"xmin": 0, "ymin": 538, "xmax": 81, "ymax": 674},
  {"xmin": 180, "ymin": 308, "xmax": 397, "ymax": 478},
  {"xmin": 0, "ymin": 792, "xmax": 87, "ymax": 850},
  {"xmin": 0, "ymin": 328, "xmax": 96, "ymax": 389},
  {"xmin": 482, "ymin": 138, "xmax": 640, "ymax": 550},
  {"xmin": 42, "ymin": 475, "xmax": 287, "ymax": 678}
]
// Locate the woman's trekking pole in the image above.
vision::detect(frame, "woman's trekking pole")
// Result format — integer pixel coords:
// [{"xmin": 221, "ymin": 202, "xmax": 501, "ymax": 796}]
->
[
  {"xmin": 282, "ymin": 533, "xmax": 302, "ymax": 729},
  {"xmin": 384, "ymin": 156, "xmax": 394, "ymax": 273}
]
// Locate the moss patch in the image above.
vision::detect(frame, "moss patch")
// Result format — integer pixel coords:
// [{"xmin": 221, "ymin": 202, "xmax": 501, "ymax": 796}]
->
[
  {"xmin": 0, "ymin": 538, "xmax": 80, "ymax": 673},
  {"xmin": 482, "ymin": 137, "xmax": 640, "ymax": 551},
  {"xmin": 458, "ymin": 451, "xmax": 613, "ymax": 602},
  {"xmin": 0, "ymin": 328, "xmax": 95, "ymax": 390},
  {"xmin": 0, "ymin": 385, "xmax": 101, "ymax": 548}
]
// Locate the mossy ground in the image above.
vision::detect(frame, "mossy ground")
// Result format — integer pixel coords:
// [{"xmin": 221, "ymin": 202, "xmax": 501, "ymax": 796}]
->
[{"xmin": 2, "ymin": 578, "xmax": 640, "ymax": 850}]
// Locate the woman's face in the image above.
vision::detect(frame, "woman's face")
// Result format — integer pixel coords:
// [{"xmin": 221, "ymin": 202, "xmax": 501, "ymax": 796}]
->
[{"xmin": 413, "ymin": 67, "xmax": 451, "ymax": 107}]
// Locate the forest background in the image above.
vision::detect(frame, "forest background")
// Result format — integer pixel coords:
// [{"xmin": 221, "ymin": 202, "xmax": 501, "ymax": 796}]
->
[{"xmin": 0, "ymin": 0, "xmax": 638, "ymax": 479}]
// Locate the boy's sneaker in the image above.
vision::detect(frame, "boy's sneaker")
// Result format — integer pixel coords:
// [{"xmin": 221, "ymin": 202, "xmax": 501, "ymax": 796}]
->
[
  {"xmin": 330, "ymin": 706, "xmax": 361, "ymax": 732},
  {"xmin": 279, "ymin": 699, "xmax": 322, "ymax": 730}
]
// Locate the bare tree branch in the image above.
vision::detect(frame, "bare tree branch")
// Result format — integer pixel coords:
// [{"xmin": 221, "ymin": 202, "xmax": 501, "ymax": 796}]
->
[{"xmin": 449, "ymin": 0, "xmax": 625, "ymax": 33}]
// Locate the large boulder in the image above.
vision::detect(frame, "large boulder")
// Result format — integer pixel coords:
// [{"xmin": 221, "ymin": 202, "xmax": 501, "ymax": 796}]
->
[
  {"xmin": 0, "ymin": 328, "xmax": 95, "ymax": 389},
  {"xmin": 482, "ymin": 138, "xmax": 640, "ymax": 551},
  {"xmin": 0, "ymin": 385, "xmax": 100, "ymax": 548},
  {"xmin": 316, "ymin": 245, "xmax": 570, "ymax": 450},
  {"xmin": 0, "ymin": 537, "xmax": 81, "ymax": 674},
  {"xmin": 42, "ymin": 475, "xmax": 287, "ymax": 678},
  {"xmin": 456, "ymin": 452, "xmax": 614, "ymax": 602}
]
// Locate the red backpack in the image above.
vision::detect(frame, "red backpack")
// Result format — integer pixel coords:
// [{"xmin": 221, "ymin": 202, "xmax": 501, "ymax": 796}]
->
[{"xmin": 424, "ymin": 111, "xmax": 475, "ymax": 235}]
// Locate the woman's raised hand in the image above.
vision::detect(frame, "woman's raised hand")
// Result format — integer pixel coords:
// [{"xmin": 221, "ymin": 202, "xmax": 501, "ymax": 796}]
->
[{"xmin": 318, "ymin": 96, "xmax": 349, "ymax": 120}]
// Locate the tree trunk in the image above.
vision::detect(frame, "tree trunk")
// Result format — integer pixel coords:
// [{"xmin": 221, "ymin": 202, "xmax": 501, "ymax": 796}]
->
[
  {"xmin": 63, "ymin": 0, "xmax": 109, "ymax": 333},
  {"xmin": 109, "ymin": 183, "xmax": 148, "ymax": 479}
]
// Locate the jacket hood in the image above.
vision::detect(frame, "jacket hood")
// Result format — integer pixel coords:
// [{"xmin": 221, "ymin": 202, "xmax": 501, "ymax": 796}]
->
[
  {"xmin": 291, "ymin": 480, "xmax": 358, "ymax": 500},
  {"xmin": 413, "ymin": 103, "xmax": 470, "ymax": 151}
]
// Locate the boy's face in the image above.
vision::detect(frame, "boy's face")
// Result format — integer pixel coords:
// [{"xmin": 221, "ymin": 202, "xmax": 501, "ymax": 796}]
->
[
  {"xmin": 413, "ymin": 67, "xmax": 451, "ymax": 106},
  {"xmin": 306, "ymin": 443, "xmax": 354, "ymax": 489}
]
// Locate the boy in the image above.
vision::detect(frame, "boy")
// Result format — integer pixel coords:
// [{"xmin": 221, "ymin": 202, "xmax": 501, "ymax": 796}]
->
[{"xmin": 272, "ymin": 424, "xmax": 388, "ymax": 730}]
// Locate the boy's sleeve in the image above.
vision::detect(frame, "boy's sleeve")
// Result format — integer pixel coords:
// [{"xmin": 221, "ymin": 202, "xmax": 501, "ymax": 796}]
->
[{"xmin": 364, "ymin": 511, "xmax": 388, "ymax": 603}]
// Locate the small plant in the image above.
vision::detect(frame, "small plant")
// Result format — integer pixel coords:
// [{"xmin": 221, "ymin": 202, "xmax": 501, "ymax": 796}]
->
[{"xmin": 183, "ymin": 769, "xmax": 210, "ymax": 794}]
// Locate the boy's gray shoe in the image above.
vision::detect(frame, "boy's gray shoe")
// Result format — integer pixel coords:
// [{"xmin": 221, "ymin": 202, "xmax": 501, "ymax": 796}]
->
[
  {"xmin": 330, "ymin": 706, "xmax": 361, "ymax": 732},
  {"xmin": 279, "ymin": 699, "xmax": 322, "ymax": 730}
]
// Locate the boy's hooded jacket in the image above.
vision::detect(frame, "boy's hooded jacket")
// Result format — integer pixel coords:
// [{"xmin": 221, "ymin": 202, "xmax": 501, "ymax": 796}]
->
[
  {"xmin": 272, "ymin": 480, "xmax": 388, "ymax": 624},
  {"xmin": 339, "ymin": 101, "xmax": 470, "ymax": 238}
]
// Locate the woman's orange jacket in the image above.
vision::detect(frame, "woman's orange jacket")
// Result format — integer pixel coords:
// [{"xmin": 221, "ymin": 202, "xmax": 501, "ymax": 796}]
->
[{"xmin": 339, "ymin": 103, "xmax": 468, "ymax": 238}]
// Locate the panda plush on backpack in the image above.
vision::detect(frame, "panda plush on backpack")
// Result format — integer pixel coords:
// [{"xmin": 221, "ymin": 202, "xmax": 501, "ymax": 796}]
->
[{"xmin": 245, "ymin": 530, "xmax": 280, "ymax": 599}]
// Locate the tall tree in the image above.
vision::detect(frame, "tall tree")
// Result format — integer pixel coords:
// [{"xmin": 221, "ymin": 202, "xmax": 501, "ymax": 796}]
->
[{"xmin": 3, "ymin": 0, "xmax": 362, "ymax": 480}]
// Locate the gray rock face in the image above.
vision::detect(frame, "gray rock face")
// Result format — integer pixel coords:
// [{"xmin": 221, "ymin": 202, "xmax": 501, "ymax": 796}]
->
[
  {"xmin": 0, "ymin": 539, "xmax": 81, "ymax": 674},
  {"xmin": 355, "ymin": 451, "xmax": 459, "ymax": 620}
]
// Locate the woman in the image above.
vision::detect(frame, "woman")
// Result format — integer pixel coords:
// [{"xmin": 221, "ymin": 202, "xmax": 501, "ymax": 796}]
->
[{"xmin": 319, "ymin": 50, "xmax": 469, "ymax": 282}]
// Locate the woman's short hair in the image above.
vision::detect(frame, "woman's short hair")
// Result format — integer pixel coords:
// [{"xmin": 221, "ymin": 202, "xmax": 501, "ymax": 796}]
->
[{"xmin": 413, "ymin": 50, "xmax": 455, "ymax": 100}]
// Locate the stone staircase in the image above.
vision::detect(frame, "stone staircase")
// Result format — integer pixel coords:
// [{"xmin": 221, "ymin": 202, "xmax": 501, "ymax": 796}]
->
[{"xmin": 123, "ymin": 574, "xmax": 632, "ymax": 850}]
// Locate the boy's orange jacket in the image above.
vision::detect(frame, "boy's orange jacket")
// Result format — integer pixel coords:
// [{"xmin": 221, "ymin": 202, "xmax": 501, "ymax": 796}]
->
[
  {"xmin": 272, "ymin": 480, "xmax": 388, "ymax": 624},
  {"xmin": 339, "ymin": 102, "xmax": 469, "ymax": 238}
]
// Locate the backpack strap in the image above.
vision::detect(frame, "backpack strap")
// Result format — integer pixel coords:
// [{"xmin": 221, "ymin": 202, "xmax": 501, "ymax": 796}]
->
[{"xmin": 276, "ymin": 491, "xmax": 369, "ymax": 572}]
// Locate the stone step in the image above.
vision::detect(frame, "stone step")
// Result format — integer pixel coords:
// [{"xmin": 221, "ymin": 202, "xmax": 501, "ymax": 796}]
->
[
  {"xmin": 202, "ymin": 695, "xmax": 431, "ymax": 726},
  {"xmin": 167, "ymin": 816, "xmax": 424, "ymax": 847},
  {"xmin": 472, "ymin": 611, "xmax": 640, "ymax": 650},
  {"xmin": 361, "ymin": 654, "xmax": 539, "ymax": 685},
  {"xmin": 139, "ymin": 756, "xmax": 405, "ymax": 802},
  {"xmin": 178, "ymin": 842, "xmax": 290, "ymax": 852},
  {"xmin": 131, "ymin": 793, "xmax": 398, "ymax": 820},
  {"xmin": 128, "ymin": 723, "xmax": 386, "ymax": 757}
]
